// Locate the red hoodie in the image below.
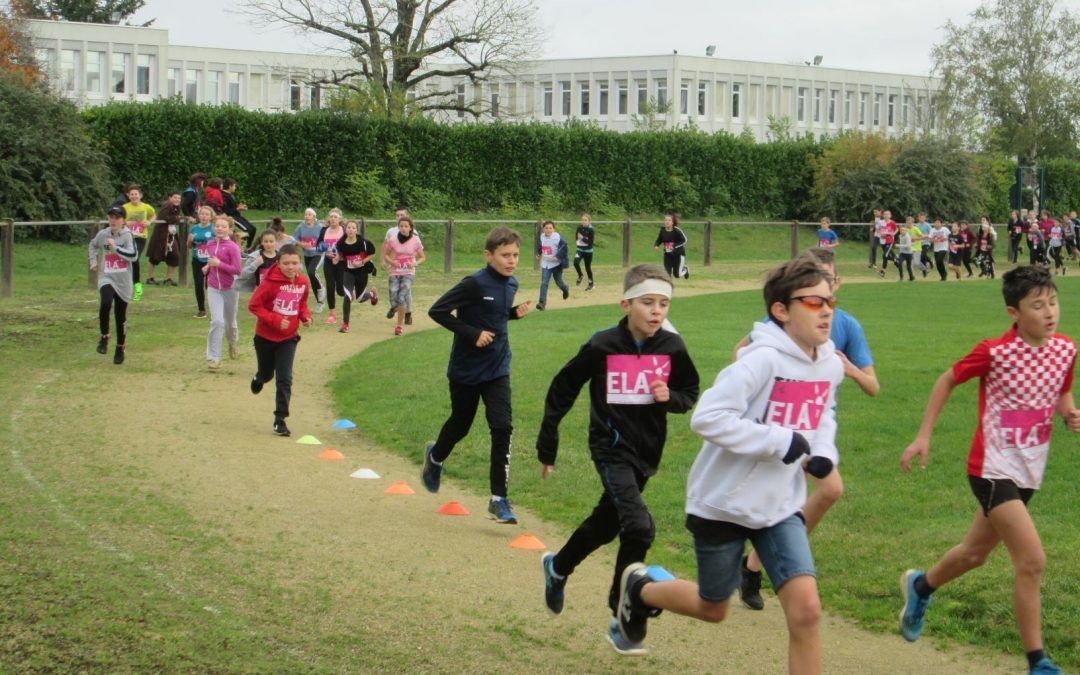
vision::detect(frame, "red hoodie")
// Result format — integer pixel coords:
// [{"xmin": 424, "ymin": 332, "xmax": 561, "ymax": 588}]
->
[
  {"xmin": 248, "ymin": 262, "xmax": 311, "ymax": 341},
  {"xmin": 204, "ymin": 185, "xmax": 224, "ymax": 214}
]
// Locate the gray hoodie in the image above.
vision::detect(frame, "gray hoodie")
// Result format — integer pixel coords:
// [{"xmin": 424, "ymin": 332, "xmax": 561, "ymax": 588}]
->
[
  {"xmin": 88, "ymin": 226, "xmax": 138, "ymax": 302},
  {"xmin": 685, "ymin": 320, "xmax": 844, "ymax": 529}
]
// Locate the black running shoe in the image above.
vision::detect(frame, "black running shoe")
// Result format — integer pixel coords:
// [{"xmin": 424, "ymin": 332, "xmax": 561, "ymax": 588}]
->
[
  {"xmin": 617, "ymin": 563, "xmax": 656, "ymax": 643},
  {"xmin": 421, "ymin": 443, "xmax": 442, "ymax": 493},
  {"xmin": 405, "ymin": 312, "xmax": 413, "ymax": 325},
  {"xmin": 113, "ymin": 345, "xmax": 125, "ymax": 365},
  {"xmin": 97, "ymin": 335, "xmax": 108, "ymax": 354},
  {"xmin": 541, "ymin": 552, "xmax": 566, "ymax": 615},
  {"xmin": 739, "ymin": 555, "xmax": 765, "ymax": 610},
  {"xmin": 273, "ymin": 419, "xmax": 290, "ymax": 436},
  {"xmin": 250, "ymin": 376, "xmax": 263, "ymax": 395},
  {"xmin": 562, "ymin": 287, "xmax": 569, "ymax": 300}
]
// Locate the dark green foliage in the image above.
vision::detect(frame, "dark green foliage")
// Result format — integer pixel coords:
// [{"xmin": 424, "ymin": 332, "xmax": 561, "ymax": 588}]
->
[
  {"xmin": 80, "ymin": 102, "xmax": 823, "ymax": 218},
  {"xmin": 15, "ymin": 0, "xmax": 147, "ymax": 24},
  {"xmin": 1044, "ymin": 159, "xmax": 1080, "ymax": 216},
  {"xmin": 0, "ymin": 71, "xmax": 112, "ymax": 240}
]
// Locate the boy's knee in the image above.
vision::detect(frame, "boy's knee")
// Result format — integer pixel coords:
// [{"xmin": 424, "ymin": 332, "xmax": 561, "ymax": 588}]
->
[
  {"xmin": 786, "ymin": 594, "xmax": 822, "ymax": 633},
  {"xmin": 620, "ymin": 519, "xmax": 655, "ymax": 547},
  {"xmin": 1016, "ymin": 549, "xmax": 1046, "ymax": 579},
  {"xmin": 698, "ymin": 600, "xmax": 728, "ymax": 623}
]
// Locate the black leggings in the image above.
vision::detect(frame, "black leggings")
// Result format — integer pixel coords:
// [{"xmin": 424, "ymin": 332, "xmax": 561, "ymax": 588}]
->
[
  {"xmin": 430, "ymin": 376, "xmax": 513, "ymax": 498},
  {"xmin": 961, "ymin": 248, "xmax": 973, "ymax": 275},
  {"xmin": 1049, "ymin": 245, "xmax": 1064, "ymax": 269},
  {"xmin": 341, "ymin": 266, "xmax": 370, "ymax": 325},
  {"xmin": 573, "ymin": 250, "xmax": 594, "ymax": 282},
  {"xmin": 191, "ymin": 258, "xmax": 207, "ymax": 312},
  {"xmin": 98, "ymin": 284, "xmax": 128, "ymax": 345},
  {"xmin": 323, "ymin": 261, "xmax": 342, "ymax": 310},
  {"xmin": 934, "ymin": 251, "xmax": 948, "ymax": 280},
  {"xmin": 920, "ymin": 246, "xmax": 933, "ymax": 270},
  {"xmin": 132, "ymin": 237, "xmax": 146, "ymax": 284},
  {"xmin": 1030, "ymin": 245, "xmax": 1044, "ymax": 265},
  {"xmin": 551, "ymin": 460, "xmax": 653, "ymax": 615},
  {"xmin": 304, "ymin": 256, "xmax": 323, "ymax": 298},
  {"xmin": 897, "ymin": 253, "xmax": 914, "ymax": 280},
  {"xmin": 662, "ymin": 250, "xmax": 682, "ymax": 279}
]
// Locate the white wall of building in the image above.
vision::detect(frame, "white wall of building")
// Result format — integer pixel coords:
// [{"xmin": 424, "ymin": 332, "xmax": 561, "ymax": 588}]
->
[{"xmin": 27, "ymin": 19, "xmax": 939, "ymax": 141}]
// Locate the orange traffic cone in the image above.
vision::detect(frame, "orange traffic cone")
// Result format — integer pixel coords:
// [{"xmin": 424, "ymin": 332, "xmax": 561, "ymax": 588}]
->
[
  {"xmin": 384, "ymin": 481, "xmax": 416, "ymax": 495},
  {"xmin": 510, "ymin": 533, "xmax": 545, "ymax": 550},
  {"xmin": 437, "ymin": 501, "xmax": 470, "ymax": 516}
]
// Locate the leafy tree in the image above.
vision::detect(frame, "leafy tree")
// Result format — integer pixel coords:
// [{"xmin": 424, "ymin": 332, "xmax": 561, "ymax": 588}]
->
[
  {"xmin": 244, "ymin": 0, "xmax": 541, "ymax": 118},
  {"xmin": 0, "ymin": 70, "xmax": 112, "ymax": 235},
  {"xmin": 630, "ymin": 96, "xmax": 672, "ymax": 132},
  {"xmin": 9, "ymin": 0, "xmax": 150, "ymax": 24},
  {"xmin": 932, "ymin": 0, "xmax": 1080, "ymax": 162}
]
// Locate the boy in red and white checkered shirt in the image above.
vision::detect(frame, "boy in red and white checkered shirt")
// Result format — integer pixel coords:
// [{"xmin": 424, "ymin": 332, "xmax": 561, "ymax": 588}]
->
[{"xmin": 897, "ymin": 265, "xmax": 1079, "ymax": 675}]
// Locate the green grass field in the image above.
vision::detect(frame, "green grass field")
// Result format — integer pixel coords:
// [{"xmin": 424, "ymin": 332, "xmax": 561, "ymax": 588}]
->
[
  {"xmin": 334, "ymin": 270, "xmax": 1080, "ymax": 666},
  {"xmin": 1, "ymin": 238, "xmax": 1076, "ymax": 669}
]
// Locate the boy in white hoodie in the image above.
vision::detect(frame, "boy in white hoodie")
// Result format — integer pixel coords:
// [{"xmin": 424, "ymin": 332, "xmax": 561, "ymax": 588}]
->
[{"xmin": 614, "ymin": 254, "xmax": 844, "ymax": 675}]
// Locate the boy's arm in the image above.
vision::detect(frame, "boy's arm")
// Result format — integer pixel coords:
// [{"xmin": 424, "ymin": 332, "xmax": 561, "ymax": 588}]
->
[
  {"xmin": 662, "ymin": 348, "xmax": 700, "ymax": 414},
  {"xmin": 115, "ymin": 234, "xmax": 139, "ymax": 261},
  {"xmin": 899, "ymin": 369, "xmax": 957, "ymax": 472},
  {"xmin": 689, "ymin": 359, "xmax": 793, "ymax": 462},
  {"xmin": 247, "ymin": 282, "xmax": 275, "ymax": 323},
  {"xmin": 88, "ymin": 233, "xmax": 100, "ymax": 268},
  {"xmin": 536, "ymin": 342, "xmax": 598, "ymax": 468},
  {"xmin": 428, "ymin": 276, "xmax": 484, "ymax": 345},
  {"xmin": 299, "ymin": 281, "xmax": 313, "ymax": 326},
  {"xmin": 1058, "ymin": 392, "xmax": 1080, "ymax": 432}
]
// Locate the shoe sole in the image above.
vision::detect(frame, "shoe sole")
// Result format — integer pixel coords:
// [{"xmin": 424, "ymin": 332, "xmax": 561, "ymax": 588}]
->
[
  {"xmin": 617, "ymin": 563, "xmax": 649, "ymax": 643},
  {"xmin": 488, "ymin": 513, "xmax": 517, "ymax": 524},
  {"xmin": 899, "ymin": 569, "xmax": 920, "ymax": 642}
]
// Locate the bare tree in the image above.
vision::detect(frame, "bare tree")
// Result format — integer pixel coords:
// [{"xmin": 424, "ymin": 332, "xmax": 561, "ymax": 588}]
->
[{"xmin": 244, "ymin": 0, "xmax": 541, "ymax": 118}]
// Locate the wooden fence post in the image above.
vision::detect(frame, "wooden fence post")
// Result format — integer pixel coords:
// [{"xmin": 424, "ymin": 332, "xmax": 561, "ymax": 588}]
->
[
  {"xmin": 703, "ymin": 220, "xmax": 712, "ymax": 266},
  {"xmin": 790, "ymin": 220, "xmax": 799, "ymax": 258},
  {"xmin": 359, "ymin": 217, "xmax": 367, "ymax": 240},
  {"xmin": 444, "ymin": 219, "xmax": 454, "ymax": 273},
  {"xmin": 622, "ymin": 218, "xmax": 631, "ymax": 267},
  {"xmin": 1, "ymin": 220, "xmax": 12, "ymax": 297}
]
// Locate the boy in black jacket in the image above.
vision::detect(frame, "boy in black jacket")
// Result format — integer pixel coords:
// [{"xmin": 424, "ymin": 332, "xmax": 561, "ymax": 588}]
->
[
  {"xmin": 536, "ymin": 264, "xmax": 700, "ymax": 655},
  {"xmin": 423, "ymin": 227, "xmax": 532, "ymax": 524}
]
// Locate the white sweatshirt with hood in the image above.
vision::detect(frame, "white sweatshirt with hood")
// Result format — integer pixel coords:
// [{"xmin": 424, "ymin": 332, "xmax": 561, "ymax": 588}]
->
[{"xmin": 686, "ymin": 320, "xmax": 844, "ymax": 529}]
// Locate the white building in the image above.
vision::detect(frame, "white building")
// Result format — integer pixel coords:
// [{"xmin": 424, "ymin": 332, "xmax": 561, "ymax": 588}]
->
[{"xmin": 27, "ymin": 18, "xmax": 939, "ymax": 141}]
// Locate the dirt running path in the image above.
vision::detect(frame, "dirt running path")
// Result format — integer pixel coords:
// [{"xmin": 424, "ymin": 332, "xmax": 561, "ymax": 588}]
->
[{"xmin": 16, "ymin": 274, "xmax": 1012, "ymax": 673}]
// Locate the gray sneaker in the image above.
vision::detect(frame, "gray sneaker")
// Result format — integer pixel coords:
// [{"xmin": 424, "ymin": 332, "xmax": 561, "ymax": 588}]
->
[
  {"xmin": 541, "ymin": 552, "xmax": 566, "ymax": 615},
  {"xmin": 617, "ymin": 563, "xmax": 657, "ymax": 643},
  {"xmin": 487, "ymin": 497, "xmax": 517, "ymax": 524},
  {"xmin": 606, "ymin": 617, "xmax": 647, "ymax": 656}
]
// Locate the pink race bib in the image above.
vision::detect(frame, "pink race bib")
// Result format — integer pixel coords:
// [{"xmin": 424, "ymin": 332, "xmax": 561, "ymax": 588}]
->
[
  {"xmin": 347, "ymin": 254, "xmax": 366, "ymax": 269},
  {"xmin": 129, "ymin": 221, "xmax": 146, "ymax": 236},
  {"xmin": 606, "ymin": 355, "xmax": 671, "ymax": 404},
  {"xmin": 301, "ymin": 237, "xmax": 317, "ymax": 249},
  {"xmin": 541, "ymin": 245, "xmax": 553, "ymax": 256},
  {"xmin": 103, "ymin": 253, "xmax": 128, "ymax": 273},
  {"xmin": 273, "ymin": 284, "xmax": 304, "ymax": 316},
  {"xmin": 999, "ymin": 408, "xmax": 1053, "ymax": 452},
  {"xmin": 763, "ymin": 380, "xmax": 830, "ymax": 431},
  {"xmin": 396, "ymin": 255, "xmax": 413, "ymax": 270},
  {"xmin": 197, "ymin": 242, "xmax": 213, "ymax": 260},
  {"xmin": 664, "ymin": 242, "xmax": 674, "ymax": 252}
]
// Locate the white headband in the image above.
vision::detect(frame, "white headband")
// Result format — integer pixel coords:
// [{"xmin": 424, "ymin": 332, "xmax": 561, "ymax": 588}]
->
[{"xmin": 623, "ymin": 279, "xmax": 673, "ymax": 300}]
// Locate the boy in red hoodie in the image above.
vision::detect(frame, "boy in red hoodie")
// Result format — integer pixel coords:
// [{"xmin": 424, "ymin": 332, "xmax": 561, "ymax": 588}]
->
[{"xmin": 248, "ymin": 244, "xmax": 313, "ymax": 436}]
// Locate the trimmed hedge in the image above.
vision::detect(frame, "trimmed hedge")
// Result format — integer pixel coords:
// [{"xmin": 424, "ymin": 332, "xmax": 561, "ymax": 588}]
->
[
  {"xmin": 79, "ymin": 101, "xmax": 1080, "ymax": 221},
  {"xmin": 81, "ymin": 101, "xmax": 820, "ymax": 218}
]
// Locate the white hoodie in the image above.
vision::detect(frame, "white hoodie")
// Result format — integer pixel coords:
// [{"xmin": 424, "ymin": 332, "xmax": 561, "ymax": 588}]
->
[{"xmin": 686, "ymin": 321, "xmax": 844, "ymax": 529}]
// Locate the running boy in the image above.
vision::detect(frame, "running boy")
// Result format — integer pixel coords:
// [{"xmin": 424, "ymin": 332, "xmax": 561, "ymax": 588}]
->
[
  {"xmin": 422, "ymin": 227, "xmax": 532, "ymax": 524},
  {"xmin": 122, "ymin": 184, "xmax": 156, "ymax": 299},
  {"xmin": 89, "ymin": 205, "xmax": 139, "ymax": 364},
  {"xmin": 733, "ymin": 247, "xmax": 878, "ymax": 611},
  {"xmin": 535, "ymin": 219, "xmax": 569, "ymax": 311},
  {"xmin": 535, "ymin": 264, "xmax": 700, "ymax": 654},
  {"xmin": 614, "ymin": 253, "xmax": 844, "ymax": 672},
  {"xmin": 898, "ymin": 265, "xmax": 1078, "ymax": 675},
  {"xmin": 248, "ymin": 244, "xmax": 313, "ymax": 437}
]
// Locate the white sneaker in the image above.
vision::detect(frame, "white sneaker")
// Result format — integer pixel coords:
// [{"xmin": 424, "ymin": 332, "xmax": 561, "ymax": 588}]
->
[
  {"xmin": 315, "ymin": 302, "xmax": 325, "ymax": 314},
  {"xmin": 316, "ymin": 288, "xmax": 326, "ymax": 304}
]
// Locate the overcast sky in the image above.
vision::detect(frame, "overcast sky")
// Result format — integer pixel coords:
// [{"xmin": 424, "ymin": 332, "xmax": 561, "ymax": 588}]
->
[{"xmin": 127, "ymin": 0, "xmax": 1049, "ymax": 76}]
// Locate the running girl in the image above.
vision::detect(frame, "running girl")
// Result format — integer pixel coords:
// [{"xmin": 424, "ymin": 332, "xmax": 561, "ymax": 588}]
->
[
  {"xmin": 89, "ymin": 206, "xmax": 139, "ymax": 364},
  {"xmin": 242, "ymin": 230, "xmax": 280, "ymax": 288},
  {"xmin": 383, "ymin": 216, "xmax": 425, "ymax": 336},
  {"xmin": 335, "ymin": 219, "xmax": 379, "ymax": 333},
  {"xmin": 293, "ymin": 208, "xmax": 325, "ymax": 312},
  {"xmin": 574, "ymin": 213, "xmax": 596, "ymax": 291},
  {"xmin": 317, "ymin": 208, "xmax": 346, "ymax": 325},
  {"xmin": 204, "ymin": 216, "xmax": 243, "ymax": 370},
  {"xmin": 188, "ymin": 205, "xmax": 216, "ymax": 318},
  {"xmin": 653, "ymin": 213, "xmax": 687, "ymax": 280}
]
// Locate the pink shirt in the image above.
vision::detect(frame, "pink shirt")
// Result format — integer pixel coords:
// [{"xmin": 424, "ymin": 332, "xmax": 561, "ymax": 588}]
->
[{"xmin": 385, "ymin": 236, "xmax": 424, "ymax": 277}]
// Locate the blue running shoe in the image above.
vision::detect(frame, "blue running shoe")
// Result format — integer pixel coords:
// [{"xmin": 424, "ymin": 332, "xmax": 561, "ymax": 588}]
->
[
  {"xmin": 606, "ymin": 617, "xmax": 647, "ymax": 656},
  {"xmin": 421, "ymin": 443, "xmax": 441, "ymax": 493},
  {"xmin": 899, "ymin": 569, "xmax": 932, "ymax": 642},
  {"xmin": 541, "ymin": 552, "xmax": 566, "ymax": 615},
  {"xmin": 487, "ymin": 497, "xmax": 517, "ymax": 524},
  {"xmin": 1030, "ymin": 657, "xmax": 1062, "ymax": 674}
]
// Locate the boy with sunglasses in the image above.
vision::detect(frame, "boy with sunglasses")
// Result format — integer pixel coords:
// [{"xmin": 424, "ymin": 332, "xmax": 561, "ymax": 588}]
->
[
  {"xmin": 612, "ymin": 253, "xmax": 844, "ymax": 673},
  {"xmin": 898, "ymin": 265, "xmax": 1078, "ymax": 675},
  {"xmin": 732, "ymin": 247, "xmax": 878, "ymax": 610}
]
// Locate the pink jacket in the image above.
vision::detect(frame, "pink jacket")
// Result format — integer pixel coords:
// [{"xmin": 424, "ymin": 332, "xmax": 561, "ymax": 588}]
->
[{"xmin": 206, "ymin": 237, "xmax": 243, "ymax": 291}]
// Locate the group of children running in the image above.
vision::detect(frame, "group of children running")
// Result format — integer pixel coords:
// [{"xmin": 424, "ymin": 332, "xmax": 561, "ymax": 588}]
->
[
  {"xmin": 859, "ymin": 208, "xmax": 1080, "ymax": 283},
  {"xmin": 87, "ymin": 196, "xmax": 1076, "ymax": 673}
]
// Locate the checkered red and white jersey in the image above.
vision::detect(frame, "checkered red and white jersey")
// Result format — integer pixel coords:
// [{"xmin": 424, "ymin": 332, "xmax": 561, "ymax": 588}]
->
[{"xmin": 952, "ymin": 326, "xmax": 1076, "ymax": 489}]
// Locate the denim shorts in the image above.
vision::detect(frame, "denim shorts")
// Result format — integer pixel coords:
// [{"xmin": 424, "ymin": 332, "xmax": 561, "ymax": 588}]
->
[{"xmin": 687, "ymin": 513, "xmax": 816, "ymax": 603}]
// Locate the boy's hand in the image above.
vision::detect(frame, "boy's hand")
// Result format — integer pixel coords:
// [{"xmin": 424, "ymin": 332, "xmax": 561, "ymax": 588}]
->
[
  {"xmin": 541, "ymin": 464, "xmax": 554, "ymax": 480},
  {"xmin": 1066, "ymin": 408, "xmax": 1080, "ymax": 432},
  {"xmin": 89, "ymin": 262, "xmax": 97, "ymax": 272},
  {"xmin": 475, "ymin": 330, "xmax": 495, "ymax": 348},
  {"xmin": 106, "ymin": 237, "xmax": 116, "ymax": 248},
  {"xmin": 279, "ymin": 318, "xmax": 290, "ymax": 330},
  {"xmin": 515, "ymin": 300, "xmax": 532, "ymax": 318},
  {"xmin": 202, "ymin": 264, "xmax": 211, "ymax": 275},
  {"xmin": 208, "ymin": 256, "xmax": 220, "ymax": 268},
  {"xmin": 650, "ymin": 379, "xmax": 670, "ymax": 402},
  {"xmin": 300, "ymin": 316, "xmax": 313, "ymax": 328},
  {"xmin": 900, "ymin": 439, "xmax": 929, "ymax": 472},
  {"xmin": 836, "ymin": 351, "xmax": 859, "ymax": 379}
]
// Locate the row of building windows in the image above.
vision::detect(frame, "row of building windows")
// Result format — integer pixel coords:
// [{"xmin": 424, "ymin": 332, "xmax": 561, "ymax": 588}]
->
[
  {"xmin": 38, "ymin": 48, "xmax": 154, "ymax": 96},
  {"xmin": 453, "ymin": 78, "xmax": 934, "ymax": 130}
]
